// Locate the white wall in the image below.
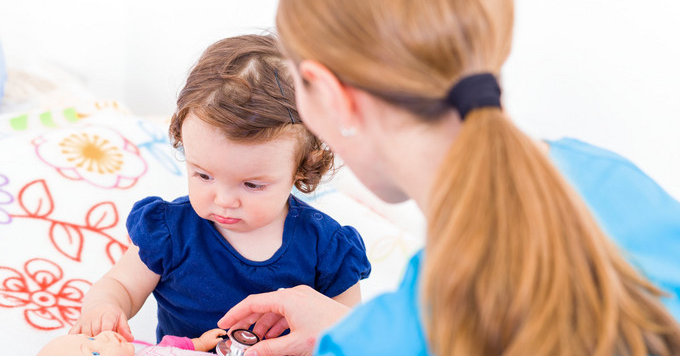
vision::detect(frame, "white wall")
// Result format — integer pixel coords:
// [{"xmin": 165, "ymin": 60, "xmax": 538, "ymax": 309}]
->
[
  {"xmin": 504, "ymin": 0, "xmax": 680, "ymax": 199},
  {"xmin": 1, "ymin": 0, "xmax": 678, "ymax": 198},
  {"xmin": 0, "ymin": 0, "xmax": 279, "ymax": 115}
]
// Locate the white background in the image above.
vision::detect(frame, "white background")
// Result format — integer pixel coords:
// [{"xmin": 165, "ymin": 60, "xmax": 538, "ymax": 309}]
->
[{"xmin": 1, "ymin": 0, "xmax": 678, "ymax": 198}]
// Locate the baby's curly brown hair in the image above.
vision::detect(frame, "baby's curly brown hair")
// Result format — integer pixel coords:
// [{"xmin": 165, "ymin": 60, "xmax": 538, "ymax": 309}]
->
[{"xmin": 169, "ymin": 34, "xmax": 334, "ymax": 193}]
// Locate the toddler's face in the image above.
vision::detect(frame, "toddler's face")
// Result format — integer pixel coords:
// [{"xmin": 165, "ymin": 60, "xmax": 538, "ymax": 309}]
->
[
  {"xmin": 37, "ymin": 330, "xmax": 135, "ymax": 356},
  {"xmin": 181, "ymin": 114, "xmax": 298, "ymax": 244}
]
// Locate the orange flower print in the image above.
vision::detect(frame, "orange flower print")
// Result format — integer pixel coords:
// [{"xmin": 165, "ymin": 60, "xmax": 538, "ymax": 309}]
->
[
  {"xmin": 59, "ymin": 132, "xmax": 124, "ymax": 174},
  {"xmin": 32, "ymin": 126, "xmax": 147, "ymax": 189}
]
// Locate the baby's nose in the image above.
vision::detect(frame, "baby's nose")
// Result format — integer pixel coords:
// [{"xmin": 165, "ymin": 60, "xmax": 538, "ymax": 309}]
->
[{"xmin": 215, "ymin": 189, "xmax": 240, "ymax": 208}]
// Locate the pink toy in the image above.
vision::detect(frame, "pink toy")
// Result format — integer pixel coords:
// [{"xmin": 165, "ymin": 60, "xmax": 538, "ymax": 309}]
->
[{"xmin": 36, "ymin": 328, "xmax": 225, "ymax": 356}]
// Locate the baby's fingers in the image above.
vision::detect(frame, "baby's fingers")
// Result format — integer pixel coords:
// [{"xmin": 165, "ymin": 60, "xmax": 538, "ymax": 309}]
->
[
  {"xmin": 68, "ymin": 323, "xmax": 83, "ymax": 335},
  {"xmin": 89, "ymin": 318, "xmax": 103, "ymax": 337},
  {"xmin": 89, "ymin": 311, "xmax": 128, "ymax": 339},
  {"xmin": 99, "ymin": 312, "xmax": 120, "ymax": 334},
  {"xmin": 90, "ymin": 311, "xmax": 115, "ymax": 336},
  {"xmin": 116, "ymin": 314, "xmax": 134, "ymax": 341}
]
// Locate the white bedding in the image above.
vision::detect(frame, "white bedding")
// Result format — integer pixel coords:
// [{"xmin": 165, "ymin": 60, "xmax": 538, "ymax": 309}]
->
[{"xmin": 0, "ymin": 62, "xmax": 425, "ymax": 356}]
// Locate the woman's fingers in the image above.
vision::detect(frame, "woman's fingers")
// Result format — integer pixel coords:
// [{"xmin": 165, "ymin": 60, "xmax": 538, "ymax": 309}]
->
[
  {"xmin": 244, "ymin": 333, "xmax": 314, "ymax": 356},
  {"xmin": 218, "ymin": 291, "xmax": 285, "ymax": 329},
  {"xmin": 229, "ymin": 312, "xmax": 264, "ymax": 335},
  {"xmin": 252, "ymin": 313, "xmax": 285, "ymax": 339},
  {"xmin": 264, "ymin": 316, "xmax": 290, "ymax": 339},
  {"xmin": 218, "ymin": 286, "xmax": 351, "ymax": 356}
]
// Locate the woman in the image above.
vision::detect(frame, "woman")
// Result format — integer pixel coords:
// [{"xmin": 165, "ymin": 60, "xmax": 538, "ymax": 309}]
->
[{"xmin": 218, "ymin": 0, "xmax": 680, "ymax": 355}]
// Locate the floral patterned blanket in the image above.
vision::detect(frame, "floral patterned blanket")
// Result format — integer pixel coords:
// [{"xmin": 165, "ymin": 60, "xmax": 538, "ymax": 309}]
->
[
  {"xmin": 0, "ymin": 104, "xmax": 187, "ymax": 355},
  {"xmin": 0, "ymin": 102, "xmax": 425, "ymax": 356}
]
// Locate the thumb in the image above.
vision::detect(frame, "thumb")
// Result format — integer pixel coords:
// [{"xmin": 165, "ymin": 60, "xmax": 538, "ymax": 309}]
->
[
  {"xmin": 245, "ymin": 334, "xmax": 313, "ymax": 356},
  {"xmin": 245, "ymin": 337, "xmax": 290, "ymax": 356}
]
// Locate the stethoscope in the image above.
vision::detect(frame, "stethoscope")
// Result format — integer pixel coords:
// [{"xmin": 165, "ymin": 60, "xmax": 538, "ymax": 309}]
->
[{"xmin": 216, "ymin": 329, "xmax": 260, "ymax": 356}]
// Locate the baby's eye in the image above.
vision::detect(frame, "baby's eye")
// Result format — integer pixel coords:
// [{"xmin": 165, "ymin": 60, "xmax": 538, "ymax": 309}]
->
[
  {"xmin": 87, "ymin": 337, "xmax": 94, "ymax": 341},
  {"xmin": 244, "ymin": 182, "xmax": 265, "ymax": 190},
  {"xmin": 193, "ymin": 172, "xmax": 212, "ymax": 181},
  {"xmin": 92, "ymin": 352, "xmax": 100, "ymax": 356}
]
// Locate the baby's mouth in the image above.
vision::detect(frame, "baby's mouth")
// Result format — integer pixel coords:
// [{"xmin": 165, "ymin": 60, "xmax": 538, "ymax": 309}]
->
[{"xmin": 213, "ymin": 214, "xmax": 241, "ymax": 224}]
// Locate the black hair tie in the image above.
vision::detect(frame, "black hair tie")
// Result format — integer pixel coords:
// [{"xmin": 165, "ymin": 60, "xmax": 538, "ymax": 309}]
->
[{"xmin": 445, "ymin": 73, "xmax": 502, "ymax": 120}]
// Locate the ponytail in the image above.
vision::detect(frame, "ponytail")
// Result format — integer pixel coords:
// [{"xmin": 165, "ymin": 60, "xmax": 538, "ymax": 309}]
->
[{"xmin": 423, "ymin": 107, "xmax": 680, "ymax": 356}]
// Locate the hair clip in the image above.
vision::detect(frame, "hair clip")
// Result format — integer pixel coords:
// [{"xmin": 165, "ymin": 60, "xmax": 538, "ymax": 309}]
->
[{"xmin": 275, "ymin": 68, "xmax": 296, "ymax": 124}]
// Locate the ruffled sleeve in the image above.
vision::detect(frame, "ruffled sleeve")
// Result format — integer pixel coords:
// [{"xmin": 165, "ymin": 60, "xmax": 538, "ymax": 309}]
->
[
  {"xmin": 126, "ymin": 196, "xmax": 173, "ymax": 276},
  {"xmin": 316, "ymin": 225, "xmax": 371, "ymax": 298}
]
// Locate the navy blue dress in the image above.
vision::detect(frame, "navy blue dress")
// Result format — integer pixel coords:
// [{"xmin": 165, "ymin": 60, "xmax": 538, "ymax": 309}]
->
[{"xmin": 126, "ymin": 194, "xmax": 371, "ymax": 342}]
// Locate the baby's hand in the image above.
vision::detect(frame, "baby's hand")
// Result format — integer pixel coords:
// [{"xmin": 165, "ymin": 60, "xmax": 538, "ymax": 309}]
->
[
  {"xmin": 69, "ymin": 303, "xmax": 134, "ymax": 342},
  {"xmin": 192, "ymin": 328, "xmax": 227, "ymax": 352}
]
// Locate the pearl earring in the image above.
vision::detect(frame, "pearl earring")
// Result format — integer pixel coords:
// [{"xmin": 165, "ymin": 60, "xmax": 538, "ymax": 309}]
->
[{"xmin": 340, "ymin": 127, "xmax": 356, "ymax": 137}]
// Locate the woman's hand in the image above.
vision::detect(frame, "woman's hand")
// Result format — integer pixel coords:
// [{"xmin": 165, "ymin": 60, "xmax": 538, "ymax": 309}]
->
[{"xmin": 218, "ymin": 285, "xmax": 351, "ymax": 356}]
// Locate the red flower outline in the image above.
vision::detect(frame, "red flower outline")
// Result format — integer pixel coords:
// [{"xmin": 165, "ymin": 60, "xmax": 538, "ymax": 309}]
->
[
  {"xmin": 0, "ymin": 258, "xmax": 92, "ymax": 330},
  {"xmin": 10, "ymin": 179, "xmax": 128, "ymax": 264}
]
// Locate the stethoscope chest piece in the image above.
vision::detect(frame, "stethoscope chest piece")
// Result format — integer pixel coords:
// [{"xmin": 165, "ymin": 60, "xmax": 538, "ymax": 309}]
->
[{"xmin": 216, "ymin": 329, "xmax": 260, "ymax": 356}]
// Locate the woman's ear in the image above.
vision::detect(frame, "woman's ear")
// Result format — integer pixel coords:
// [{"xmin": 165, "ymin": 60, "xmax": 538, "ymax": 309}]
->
[{"xmin": 298, "ymin": 60, "xmax": 360, "ymax": 132}]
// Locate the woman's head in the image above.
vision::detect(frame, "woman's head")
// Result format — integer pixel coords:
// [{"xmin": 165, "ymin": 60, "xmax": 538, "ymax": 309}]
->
[
  {"xmin": 277, "ymin": 0, "xmax": 514, "ymax": 118},
  {"xmin": 169, "ymin": 34, "xmax": 334, "ymax": 194},
  {"xmin": 276, "ymin": 0, "xmax": 513, "ymax": 203}
]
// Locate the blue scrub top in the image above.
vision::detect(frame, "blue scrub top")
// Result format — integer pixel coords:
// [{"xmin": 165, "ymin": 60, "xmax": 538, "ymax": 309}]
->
[{"xmin": 316, "ymin": 138, "xmax": 680, "ymax": 355}]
